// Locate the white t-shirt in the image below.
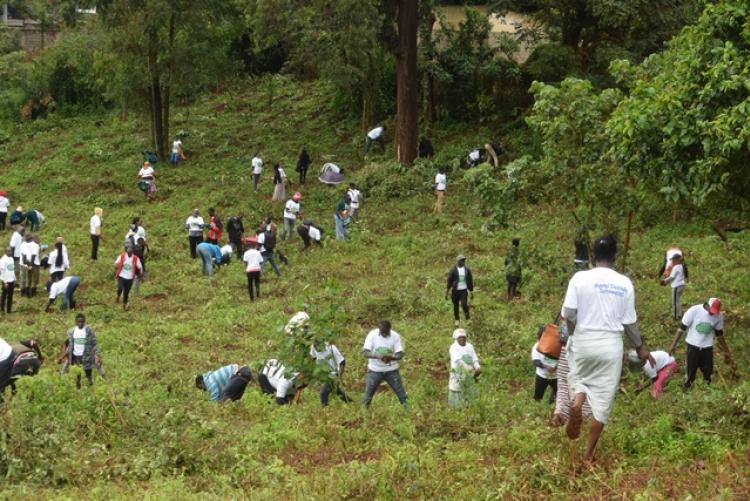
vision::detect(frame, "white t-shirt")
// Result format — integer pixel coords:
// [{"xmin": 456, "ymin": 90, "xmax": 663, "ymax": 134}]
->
[
  {"xmin": 49, "ymin": 277, "xmax": 73, "ymax": 299},
  {"xmin": 667, "ymin": 264, "xmax": 685, "ymax": 288},
  {"xmin": 308, "ymin": 226, "xmax": 321, "ymax": 241},
  {"xmin": 347, "ymin": 189, "xmax": 361, "ymax": 208},
  {"xmin": 435, "ymin": 173, "xmax": 447, "ymax": 191},
  {"xmin": 0, "ymin": 196, "xmax": 9, "ymax": 213},
  {"xmin": 642, "ymin": 351, "xmax": 675, "ymax": 379},
  {"xmin": 449, "ymin": 341, "xmax": 480, "ymax": 391},
  {"xmin": 261, "ymin": 359, "xmax": 297, "ymax": 399},
  {"xmin": 682, "ymin": 304, "xmax": 724, "ymax": 349},
  {"xmin": 20, "ymin": 241, "xmax": 40, "ymax": 265},
  {"xmin": 115, "ymin": 254, "xmax": 140, "ymax": 280},
  {"xmin": 277, "ymin": 168, "xmax": 287, "ymax": 182},
  {"xmin": 310, "ymin": 343, "xmax": 345, "ymax": 376},
  {"xmin": 220, "ymin": 245, "xmax": 233, "ymax": 256},
  {"xmin": 284, "ymin": 200, "xmax": 300, "ymax": 220},
  {"xmin": 0, "ymin": 338, "xmax": 12, "ymax": 362},
  {"xmin": 72, "ymin": 327, "xmax": 87, "ymax": 357},
  {"xmin": 531, "ymin": 342, "xmax": 557, "ymax": 380},
  {"xmin": 138, "ymin": 166, "xmax": 155, "ymax": 179},
  {"xmin": 242, "ymin": 249, "xmax": 263, "ymax": 272},
  {"xmin": 456, "ymin": 267, "xmax": 468, "ymax": 291},
  {"xmin": 48, "ymin": 248, "xmax": 70, "ymax": 274},
  {"xmin": 185, "ymin": 216, "xmax": 204, "ymax": 233},
  {"xmin": 172, "ymin": 140, "xmax": 183, "ymax": 154},
  {"xmin": 363, "ymin": 329, "xmax": 404, "ymax": 372},
  {"xmin": 562, "ymin": 267, "xmax": 637, "ymax": 333},
  {"xmin": 9, "ymin": 232, "xmax": 23, "ymax": 258},
  {"xmin": 90, "ymin": 215, "xmax": 102, "ymax": 235},
  {"xmin": 252, "ymin": 156, "xmax": 263, "ymax": 175},
  {"xmin": 367, "ymin": 127, "xmax": 383, "ymax": 140},
  {"xmin": 468, "ymin": 149, "xmax": 481, "ymax": 162},
  {"xmin": 0, "ymin": 255, "xmax": 15, "ymax": 283}
]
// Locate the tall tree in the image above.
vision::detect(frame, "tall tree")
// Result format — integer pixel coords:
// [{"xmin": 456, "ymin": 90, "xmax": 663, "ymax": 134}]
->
[{"xmin": 395, "ymin": 0, "xmax": 417, "ymax": 164}]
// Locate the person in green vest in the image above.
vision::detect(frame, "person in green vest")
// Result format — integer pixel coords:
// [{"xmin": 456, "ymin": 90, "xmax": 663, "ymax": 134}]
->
[{"xmin": 504, "ymin": 238, "xmax": 522, "ymax": 301}]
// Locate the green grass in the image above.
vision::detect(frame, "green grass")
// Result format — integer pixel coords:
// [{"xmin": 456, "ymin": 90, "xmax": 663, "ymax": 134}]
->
[{"xmin": 0, "ymin": 76, "xmax": 748, "ymax": 500}]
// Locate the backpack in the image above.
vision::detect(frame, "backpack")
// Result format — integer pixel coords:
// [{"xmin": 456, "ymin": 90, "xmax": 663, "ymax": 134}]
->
[{"xmin": 263, "ymin": 230, "xmax": 276, "ymax": 251}]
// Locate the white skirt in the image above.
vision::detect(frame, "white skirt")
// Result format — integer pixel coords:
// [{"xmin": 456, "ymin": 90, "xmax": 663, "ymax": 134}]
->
[{"xmin": 567, "ymin": 329, "xmax": 623, "ymax": 424}]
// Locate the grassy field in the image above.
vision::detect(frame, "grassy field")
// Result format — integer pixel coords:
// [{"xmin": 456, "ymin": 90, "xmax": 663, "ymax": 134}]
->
[{"xmin": 0, "ymin": 76, "xmax": 748, "ymax": 500}]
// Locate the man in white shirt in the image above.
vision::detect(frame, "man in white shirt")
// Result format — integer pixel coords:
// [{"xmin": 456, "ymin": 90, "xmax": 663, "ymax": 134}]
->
[
  {"xmin": 433, "ymin": 168, "xmax": 447, "ymax": 213},
  {"xmin": 171, "ymin": 137, "xmax": 185, "ymax": 165},
  {"xmin": 251, "ymin": 153, "xmax": 263, "ymax": 191},
  {"xmin": 660, "ymin": 253, "xmax": 685, "ymax": 320},
  {"xmin": 364, "ymin": 125, "xmax": 385, "ymax": 156},
  {"xmin": 19, "ymin": 234, "xmax": 40, "ymax": 297},
  {"xmin": 281, "ymin": 192, "xmax": 301, "ymax": 240},
  {"xmin": 561, "ymin": 235, "xmax": 654, "ymax": 463},
  {"xmin": 0, "ymin": 247, "xmax": 16, "ymax": 314},
  {"xmin": 347, "ymin": 183, "xmax": 362, "ymax": 222},
  {"xmin": 362, "ymin": 320, "xmax": 408, "ymax": 407},
  {"xmin": 668, "ymin": 298, "xmax": 735, "ymax": 390},
  {"xmin": 46, "ymin": 275, "xmax": 81, "ymax": 312},
  {"xmin": 90, "ymin": 207, "xmax": 103, "ymax": 260},
  {"xmin": 310, "ymin": 341, "xmax": 352, "ymax": 406},
  {"xmin": 184, "ymin": 208, "xmax": 205, "ymax": 259},
  {"xmin": 0, "ymin": 190, "xmax": 9, "ymax": 230},
  {"xmin": 449, "ymin": 329, "xmax": 480, "ymax": 408},
  {"xmin": 258, "ymin": 359, "xmax": 305, "ymax": 405},
  {"xmin": 9, "ymin": 226, "xmax": 24, "ymax": 269}
]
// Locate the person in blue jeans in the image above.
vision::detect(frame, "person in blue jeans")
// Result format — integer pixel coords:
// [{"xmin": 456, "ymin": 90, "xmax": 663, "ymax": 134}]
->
[
  {"xmin": 334, "ymin": 193, "xmax": 351, "ymax": 240},
  {"xmin": 362, "ymin": 320, "xmax": 408, "ymax": 407},
  {"xmin": 45, "ymin": 275, "xmax": 81, "ymax": 312},
  {"xmin": 196, "ymin": 242, "xmax": 222, "ymax": 277}
]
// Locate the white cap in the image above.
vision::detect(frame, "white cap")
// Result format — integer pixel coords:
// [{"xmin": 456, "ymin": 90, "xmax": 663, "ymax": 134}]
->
[
  {"xmin": 452, "ymin": 328, "xmax": 467, "ymax": 340},
  {"xmin": 284, "ymin": 311, "xmax": 310, "ymax": 335}
]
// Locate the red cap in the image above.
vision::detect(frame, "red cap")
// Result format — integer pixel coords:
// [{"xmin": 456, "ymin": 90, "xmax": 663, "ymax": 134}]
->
[
  {"xmin": 708, "ymin": 298, "xmax": 721, "ymax": 315},
  {"xmin": 0, "ymin": 190, "xmax": 6, "ymax": 196},
  {"xmin": 243, "ymin": 236, "xmax": 258, "ymax": 245}
]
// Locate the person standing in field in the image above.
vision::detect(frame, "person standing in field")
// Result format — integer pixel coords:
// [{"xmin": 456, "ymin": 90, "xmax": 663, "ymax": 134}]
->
[
  {"xmin": 0, "ymin": 190, "xmax": 9, "ymax": 231},
  {"xmin": 334, "ymin": 193, "xmax": 350, "ymax": 240},
  {"xmin": 310, "ymin": 340, "xmax": 352, "ymax": 406},
  {"xmin": 184, "ymin": 208, "xmax": 205, "ymax": 259},
  {"xmin": 62, "ymin": 314, "xmax": 101, "ymax": 389},
  {"xmin": 137, "ymin": 161, "xmax": 156, "ymax": 199},
  {"xmin": 226, "ymin": 214, "xmax": 244, "ymax": 258},
  {"xmin": 448, "ymin": 328, "xmax": 480, "ymax": 408},
  {"xmin": 90, "ymin": 207, "xmax": 103, "ymax": 260},
  {"xmin": 561, "ymin": 235, "xmax": 654, "ymax": 463},
  {"xmin": 19, "ymin": 233, "xmax": 40, "ymax": 297},
  {"xmin": 364, "ymin": 125, "xmax": 385, "ymax": 156},
  {"xmin": 195, "ymin": 364, "xmax": 253, "ymax": 402},
  {"xmin": 347, "ymin": 183, "xmax": 362, "ymax": 222},
  {"xmin": 272, "ymin": 164, "xmax": 287, "ymax": 202},
  {"xmin": 171, "ymin": 137, "xmax": 185, "ymax": 165},
  {"xmin": 206, "ymin": 208, "xmax": 223, "ymax": 245},
  {"xmin": 574, "ymin": 225, "xmax": 590, "ymax": 271},
  {"xmin": 531, "ymin": 332, "xmax": 557, "ymax": 404},
  {"xmin": 0, "ymin": 247, "xmax": 16, "ymax": 314},
  {"xmin": 660, "ymin": 253, "xmax": 685, "ymax": 321},
  {"xmin": 296, "ymin": 147, "xmax": 311, "ymax": 184},
  {"xmin": 434, "ymin": 167, "xmax": 447, "ymax": 214},
  {"xmin": 114, "ymin": 245, "xmax": 143, "ymax": 309},
  {"xmin": 504, "ymin": 238, "xmax": 522, "ymax": 301},
  {"xmin": 281, "ymin": 192, "xmax": 301, "ymax": 240},
  {"xmin": 446, "ymin": 255, "xmax": 474, "ymax": 327},
  {"xmin": 362, "ymin": 320, "xmax": 408, "ymax": 407},
  {"xmin": 251, "ymin": 152, "xmax": 263, "ymax": 192},
  {"xmin": 668, "ymin": 298, "xmax": 734, "ymax": 390},
  {"xmin": 9, "ymin": 226, "xmax": 24, "ymax": 271},
  {"xmin": 48, "ymin": 237, "xmax": 69, "ymax": 282},
  {"xmin": 242, "ymin": 238, "xmax": 263, "ymax": 301},
  {"xmin": 257, "ymin": 225, "xmax": 281, "ymax": 277}
]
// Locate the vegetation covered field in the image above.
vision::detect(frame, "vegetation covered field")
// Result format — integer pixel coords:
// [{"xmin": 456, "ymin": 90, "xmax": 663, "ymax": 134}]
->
[{"xmin": 0, "ymin": 77, "xmax": 748, "ymax": 499}]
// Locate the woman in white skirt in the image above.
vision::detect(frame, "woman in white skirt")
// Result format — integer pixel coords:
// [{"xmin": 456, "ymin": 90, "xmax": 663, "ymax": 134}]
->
[{"xmin": 271, "ymin": 164, "xmax": 287, "ymax": 202}]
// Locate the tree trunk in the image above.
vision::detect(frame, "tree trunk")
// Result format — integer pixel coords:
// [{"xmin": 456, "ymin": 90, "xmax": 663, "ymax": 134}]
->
[
  {"xmin": 147, "ymin": 29, "xmax": 165, "ymax": 157},
  {"xmin": 419, "ymin": 4, "xmax": 436, "ymax": 123},
  {"xmin": 162, "ymin": 12, "xmax": 176, "ymax": 158},
  {"xmin": 396, "ymin": 0, "xmax": 418, "ymax": 165}
]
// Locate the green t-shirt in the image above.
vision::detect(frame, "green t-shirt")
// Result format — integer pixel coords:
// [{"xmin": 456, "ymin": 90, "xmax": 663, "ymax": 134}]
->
[{"xmin": 335, "ymin": 199, "xmax": 346, "ymax": 215}]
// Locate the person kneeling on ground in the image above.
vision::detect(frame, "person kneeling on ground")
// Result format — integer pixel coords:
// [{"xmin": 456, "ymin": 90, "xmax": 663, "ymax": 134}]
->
[
  {"xmin": 61, "ymin": 314, "xmax": 101, "ymax": 389},
  {"xmin": 258, "ymin": 359, "xmax": 306, "ymax": 405},
  {"xmin": 196, "ymin": 364, "xmax": 253, "ymax": 402},
  {"xmin": 448, "ymin": 329, "xmax": 480, "ymax": 408},
  {"xmin": 310, "ymin": 340, "xmax": 352, "ymax": 406},
  {"xmin": 0, "ymin": 337, "xmax": 43, "ymax": 399},
  {"xmin": 628, "ymin": 349, "xmax": 678, "ymax": 399}
]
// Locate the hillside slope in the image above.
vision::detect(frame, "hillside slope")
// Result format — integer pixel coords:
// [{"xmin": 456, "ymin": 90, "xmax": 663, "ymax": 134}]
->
[{"xmin": 0, "ymin": 76, "xmax": 748, "ymax": 499}]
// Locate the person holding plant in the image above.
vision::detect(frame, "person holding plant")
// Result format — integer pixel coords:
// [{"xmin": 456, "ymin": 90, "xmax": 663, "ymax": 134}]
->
[
  {"xmin": 668, "ymin": 297, "xmax": 734, "ymax": 390},
  {"xmin": 61, "ymin": 313, "xmax": 101, "ymax": 389},
  {"xmin": 504, "ymin": 238, "xmax": 522, "ymax": 301},
  {"xmin": 310, "ymin": 341, "xmax": 352, "ymax": 406},
  {"xmin": 446, "ymin": 255, "xmax": 474, "ymax": 327},
  {"xmin": 195, "ymin": 364, "xmax": 253, "ymax": 402},
  {"xmin": 448, "ymin": 329, "xmax": 480, "ymax": 408},
  {"xmin": 184, "ymin": 208, "xmax": 205, "ymax": 259},
  {"xmin": 362, "ymin": 320, "xmax": 408, "ymax": 407},
  {"xmin": 561, "ymin": 235, "xmax": 655, "ymax": 463}
]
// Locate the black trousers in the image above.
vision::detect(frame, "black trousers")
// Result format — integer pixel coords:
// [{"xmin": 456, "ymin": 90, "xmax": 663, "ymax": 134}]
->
[
  {"xmin": 0, "ymin": 349, "xmax": 16, "ymax": 397},
  {"xmin": 71, "ymin": 355, "xmax": 93, "ymax": 389},
  {"xmin": 51, "ymin": 271, "xmax": 64, "ymax": 282},
  {"xmin": 117, "ymin": 277, "xmax": 134, "ymax": 305},
  {"xmin": 1, "ymin": 282, "xmax": 14, "ymax": 313},
  {"xmin": 534, "ymin": 375, "xmax": 557, "ymax": 403},
  {"xmin": 246, "ymin": 271, "xmax": 260, "ymax": 301},
  {"xmin": 685, "ymin": 344, "xmax": 713, "ymax": 389},
  {"xmin": 299, "ymin": 167, "xmax": 307, "ymax": 184},
  {"xmin": 507, "ymin": 274, "xmax": 520, "ymax": 296},
  {"xmin": 229, "ymin": 236, "xmax": 243, "ymax": 258},
  {"xmin": 90, "ymin": 234, "xmax": 100, "ymax": 260},
  {"xmin": 320, "ymin": 382, "xmax": 352, "ymax": 406},
  {"xmin": 188, "ymin": 235, "xmax": 203, "ymax": 259},
  {"xmin": 0, "ymin": 211, "xmax": 6, "ymax": 230},
  {"xmin": 451, "ymin": 289, "xmax": 469, "ymax": 321},
  {"xmin": 258, "ymin": 373, "xmax": 292, "ymax": 405},
  {"xmin": 221, "ymin": 367, "xmax": 252, "ymax": 401}
]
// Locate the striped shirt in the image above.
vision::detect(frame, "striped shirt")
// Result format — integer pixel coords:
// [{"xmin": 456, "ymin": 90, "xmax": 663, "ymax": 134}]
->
[{"xmin": 203, "ymin": 364, "xmax": 239, "ymax": 401}]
